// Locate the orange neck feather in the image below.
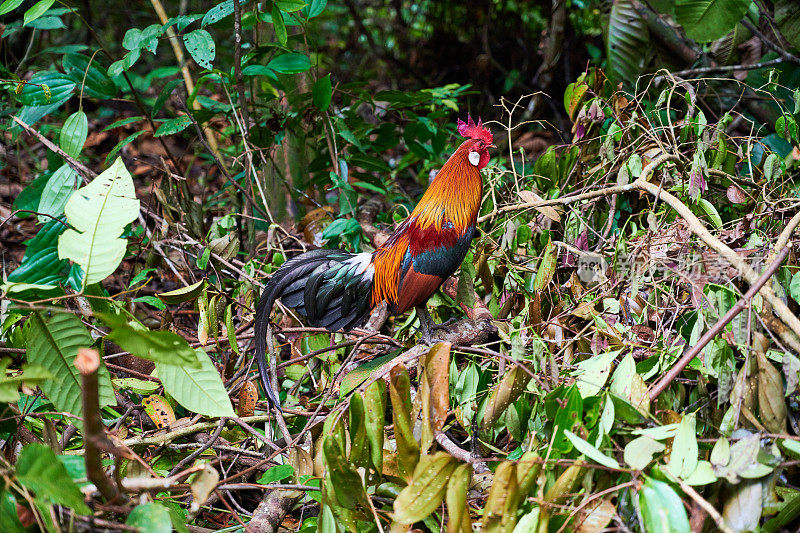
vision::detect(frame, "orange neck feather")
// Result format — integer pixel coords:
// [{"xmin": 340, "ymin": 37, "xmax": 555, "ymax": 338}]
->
[{"xmin": 410, "ymin": 141, "xmax": 483, "ymax": 233}]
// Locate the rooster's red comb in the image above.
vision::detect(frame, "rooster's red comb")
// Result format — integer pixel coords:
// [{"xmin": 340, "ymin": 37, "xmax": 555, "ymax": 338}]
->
[{"xmin": 457, "ymin": 115, "xmax": 493, "ymax": 145}]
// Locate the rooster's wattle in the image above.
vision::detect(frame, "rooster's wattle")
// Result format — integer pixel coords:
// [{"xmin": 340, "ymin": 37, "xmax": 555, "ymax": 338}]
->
[{"xmin": 254, "ymin": 116, "xmax": 493, "ymax": 408}]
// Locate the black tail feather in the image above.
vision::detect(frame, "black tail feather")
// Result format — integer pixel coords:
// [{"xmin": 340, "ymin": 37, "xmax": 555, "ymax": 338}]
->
[{"xmin": 253, "ymin": 249, "xmax": 374, "ymax": 410}]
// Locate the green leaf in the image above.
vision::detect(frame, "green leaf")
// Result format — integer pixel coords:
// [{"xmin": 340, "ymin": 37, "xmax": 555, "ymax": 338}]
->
[
  {"xmin": 132, "ymin": 295, "xmax": 166, "ymax": 310},
  {"xmin": 789, "ymin": 271, "xmax": 800, "ymax": 305},
  {"xmin": 313, "ymin": 74, "xmax": 332, "ymax": 111},
  {"xmin": 564, "ymin": 430, "xmax": 620, "ymax": 469},
  {"xmin": 154, "ymin": 115, "xmax": 193, "ymax": 137},
  {"xmin": 126, "ymin": 503, "xmax": 173, "ymax": 533},
  {"xmin": 697, "ymin": 198, "xmax": 723, "ymax": 229},
  {"xmin": 776, "ymin": 0, "xmax": 800, "ymax": 50},
  {"xmin": 276, "ymin": 0, "xmax": 307, "ymax": 11},
  {"xmin": 103, "ymin": 116, "xmax": 144, "ymax": 131},
  {"xmin": 23, "ymin": 0, "xmax": 54, "ymax": 26},
  {"xmin": 624, "ymin": 436, "xmax": 665, "ymax": 470},
  {"xmin": 37, "ymin": 164, "xmax": 78, "ymax": 224},
  {"xmin": 105, "ymin": 130, "xmax": 146, "ymax": 165},
  {"xmin": 272, "ymin": 4, "xmax": 287, "ymax": 46},
  {"xmin": 153, "ymin": 79, "xmax": 184, "ymax": 116},
  {"xmin": 257, "ymin": 464, "xmax": 294, "ymax": 484},
  {"xmin": 57, "ymin": 157, "xmax": 141, "ymax": 287},
  {"xmin": 0, "ymin": 489, "xmax": 25, "ymax": 533},
  {"xmin": 100, "ymin": 313, "xmax": 201, "ymax": 367},
  {"xmin": 572, "ymin": 350, "xmax": 617, "ymax": 398},
  {"xmin": 7, "ymin": 219, "xmax": 69, "ymax": 286},
  {"xmin": 155, "ymin": 349, "xmax": 235, "ymax": 417},
  {"xmin": 16, "ymin": 443, "xmax": 90, "ymax": 514},
  {"xmin": 0, "ymin": 0, "xmax": 24, "ymax": 16},
  {"xmin": 59, "ymin": 111, "xmax": 88, "ymax": 159},
  {"xmin": 201, "ymin": 0, "xmax": 234, "ymax": 26},
  {"xmin": 17, "ymin": 72, "xmax": 75, "ymax": 106},
  {"xmin": 183, "ymin": 29, "xmax": 215, "ymax": 69},
  {"xmin": 0, "ymin": 358, "xmax": 53, "ymax": 403},
  {"xmin": 305, "ymin": 0, "xmax": 326, "ymax": 18},
  {"xmin": 675, "ymin": 0, "xmax": 750, "ymax": 42},
  {"xmin": 268, "ymin": 52, "xmax": 311, "ymax": 74},
  {"xmin": 393, "ymin": 452, "xmax": 456, "ymax": 524},
  {"xmin": 63, "ymin": 53, "xmax": 117, "ymax": 99},
  {"xmin": 157, "ymin": 278, "xmax": 206, "ymax": 304},
  {"xmin": 667, "ymin": 415, "xmax": 698, "ymax": 479},
  {"xmin": 364, "ymin": 380, "xmax": 385, "ymax": 474},
  {"xmin": 606, "ymin": 0, "xmax": 649, "ymax": 85},
  {"xmin": 27, "ymin": 312, "xmax": 115, "ymax": 417},
  {"xmin": 639, "ymin": 477, "xmax": 690, "ymax": 533}
]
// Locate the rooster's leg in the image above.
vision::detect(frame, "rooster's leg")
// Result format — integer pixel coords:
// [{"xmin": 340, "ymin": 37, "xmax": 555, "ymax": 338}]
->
[{"xmin": 416, "ymin": 306, "xmax": 437, "ymax": 345}]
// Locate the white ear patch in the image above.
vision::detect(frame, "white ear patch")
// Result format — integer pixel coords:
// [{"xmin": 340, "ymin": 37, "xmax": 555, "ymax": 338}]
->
[{"xmin": 468, "ymin": 151, "xmax": 480, "ymax": 166}]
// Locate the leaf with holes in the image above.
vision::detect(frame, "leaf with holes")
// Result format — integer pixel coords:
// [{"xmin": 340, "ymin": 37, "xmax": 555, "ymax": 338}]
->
[
  {"xmin": 27, "ymin": 312, "xmax": 115, "ymax": 417},
  {"xmin": 183, "ymin": 29, "xmax": 215, "ymax": 69},
  {"xmin": 154, "ymin": 116, "xmax": 193, "ymax": 137},
  {"xmin": 57, "ymin": 157, "xmax": 140, "ymax": 287}
]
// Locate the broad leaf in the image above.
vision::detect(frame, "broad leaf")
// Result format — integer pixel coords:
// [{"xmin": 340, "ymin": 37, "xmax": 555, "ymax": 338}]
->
[
  {"xmin": 607, "ymin": 0, "xmax": 649, "ymax": 85},
  {"xmin": 57, "ymin": 157, "xmax": 140, "ymax": 287},
  {"xmin": 183, "ymin": 29, "xmax": 215, "ymax": 69},
  {"xmin": 675, "ymin": 0, "xmax": 750, "ymax": 42},
  {"xmin": 27, "ymin": 312, "xmax": 115, "ymax": 417},
  {"xmin": 155, "ymin": 349, "xmax": 235, "ymax": 417},
  {"xmin": 16, "ymin": 443, "xmax": 90, "ymax": 514},
  {"xmin": 99, "ymin": 313, "xmax": 200, "ymax": 367}
]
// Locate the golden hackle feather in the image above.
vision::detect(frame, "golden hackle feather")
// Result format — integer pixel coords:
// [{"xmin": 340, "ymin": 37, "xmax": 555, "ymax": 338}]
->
[{"xmin": 370, "ymin": 140, "xmax": 483, "ymax": 307}]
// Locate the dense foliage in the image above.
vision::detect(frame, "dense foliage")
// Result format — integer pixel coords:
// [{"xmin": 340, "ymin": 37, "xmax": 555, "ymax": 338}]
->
[{"xmin": 2, "ymin": 0, "xmax": 800, "ymax": 532}]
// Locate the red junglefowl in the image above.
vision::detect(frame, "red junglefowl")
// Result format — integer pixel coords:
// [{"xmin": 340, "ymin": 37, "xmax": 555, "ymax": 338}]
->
[{"xmin": 254, "ymin": 116, "xmax": 493, "ymax": 408}]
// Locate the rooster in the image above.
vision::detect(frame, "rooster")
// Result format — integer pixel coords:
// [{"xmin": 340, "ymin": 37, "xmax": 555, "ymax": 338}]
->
[{"xmin": 254, "ymin": 116, "xmax": 493, "ymax": 408}]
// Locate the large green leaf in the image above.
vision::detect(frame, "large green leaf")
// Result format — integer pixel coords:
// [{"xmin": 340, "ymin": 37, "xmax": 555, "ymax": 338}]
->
[
  {"xmin": 99, "ymin": 313, "xmax": 200, "ymax": 367},
  {"xmin": 16, "ymin": 443, "xmax": 90, "ymax": 514},
  {"xmin": 155, "ymin": 349, "xmax": 235, "ymax": 417},
  {"xmin": 606, "ymin": 0, "xmax": 650, "ymax": 86},
  {"xmin": 675, "ymin": 0, "xmax": 750, "ymax": 42},
  {"xmin": 57, "ymin": 157, "xmax": 140, "ymax": 287},
  {"xmin": 63, "ymin": 53, "xmax": 117, "ymax": 99},
  {"xmin": 16, "ymin": 71, "xmax": 75, "ymax": 107},
  {"xmin": 27, "ymin": 312, "xmax": 115, "ymax": 417}
]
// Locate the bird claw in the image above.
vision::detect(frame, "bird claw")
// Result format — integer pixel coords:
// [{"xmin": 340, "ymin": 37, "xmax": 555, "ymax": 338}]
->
[{"xmin": 430, "ymin": 317, "xmax": 458, "ymax": 331}]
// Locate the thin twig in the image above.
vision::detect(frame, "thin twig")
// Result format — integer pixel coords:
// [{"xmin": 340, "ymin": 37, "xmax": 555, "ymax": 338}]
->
[{"xmin": 648, "ymin": 244, "xmax": 791, "ymax": 400}]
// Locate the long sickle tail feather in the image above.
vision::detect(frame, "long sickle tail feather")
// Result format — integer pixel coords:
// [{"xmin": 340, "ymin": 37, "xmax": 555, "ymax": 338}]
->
[{"xmin": 253, "ymin": 249, "xmax": 376, "ymax": 410}]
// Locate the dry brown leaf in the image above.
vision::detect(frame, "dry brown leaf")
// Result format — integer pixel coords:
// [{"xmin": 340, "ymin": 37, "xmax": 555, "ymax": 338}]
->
[{"xmin": 518, "ymin": 190, "xmax": 562, "ymax": 223}]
